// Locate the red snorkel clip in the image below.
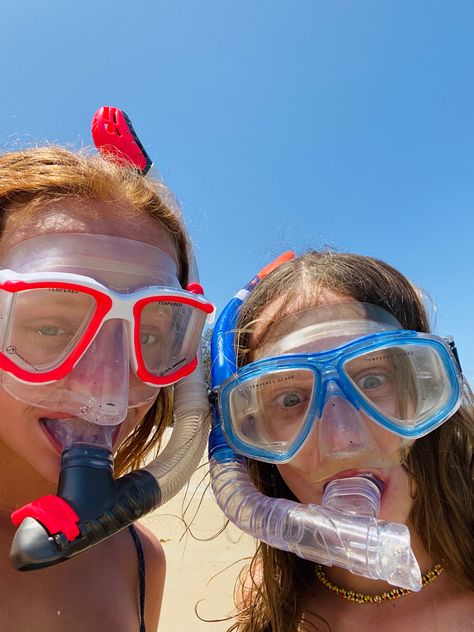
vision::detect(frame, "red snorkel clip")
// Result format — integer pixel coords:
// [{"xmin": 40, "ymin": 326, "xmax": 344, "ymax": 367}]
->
[{"xmin": 91, "ymin": 106, "xmax": 153, "ymax": 175}]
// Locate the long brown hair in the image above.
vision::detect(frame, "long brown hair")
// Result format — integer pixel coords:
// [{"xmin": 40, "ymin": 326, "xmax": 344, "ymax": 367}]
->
[
  {"xmin": 228, "ymin": 251, "xmax": 474, "ymax": 632},
  {"xmin": 0, "ymin": 145, "xmax": 191, "ymax": 475}
]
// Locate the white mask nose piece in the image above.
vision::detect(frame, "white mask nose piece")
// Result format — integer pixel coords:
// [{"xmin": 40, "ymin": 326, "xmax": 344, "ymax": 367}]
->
[
  {"xmin": 317, "ymin": 380, "xmax": 372, "ymax": 457},
  {"xmin": 62, "ymin": 320, "xmax": 131, "ymax": 425}
]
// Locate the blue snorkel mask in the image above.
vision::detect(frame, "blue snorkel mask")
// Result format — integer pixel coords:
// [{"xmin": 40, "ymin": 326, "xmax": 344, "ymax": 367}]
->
[{"xmin": 209, "ymin": 254, "xmax": 464, "ymax": 591}]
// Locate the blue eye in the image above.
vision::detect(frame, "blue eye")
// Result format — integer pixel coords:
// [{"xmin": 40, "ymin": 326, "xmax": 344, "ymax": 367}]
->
[
  {"xmin": 275, "ymin": 391, "xmax": 304, "ymax": 408},
  {"xmin": 284, "ymin": 392, "xmax": 302, "ymax": 407},
  {"xmin": 357, "ymin": 374, "xmax": 387, "ymax": 390}
]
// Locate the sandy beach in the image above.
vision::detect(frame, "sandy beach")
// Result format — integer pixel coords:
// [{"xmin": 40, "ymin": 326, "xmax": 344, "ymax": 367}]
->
[{"xmin": 142, "ymin": 457, "xmax": 255, "ymax": 631}]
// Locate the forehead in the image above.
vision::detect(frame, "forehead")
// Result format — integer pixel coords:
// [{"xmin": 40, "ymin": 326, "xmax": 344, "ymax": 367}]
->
[
  {"xmin": 253, "ymin": 299, "xmax": 402, "ymax": 359},
  {"xmin": 0, "ymin": 199, "xmax": 179, "ymax": 267},
  {"xmin": 0, "ymin": 201, "xmax": 181, "ymax": 290}
]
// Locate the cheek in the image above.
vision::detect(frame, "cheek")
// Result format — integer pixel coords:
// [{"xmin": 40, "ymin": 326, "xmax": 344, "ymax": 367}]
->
[
  {"xmin": 0, "ymin": 388, "xmax": 62, "ymax": 483},
  {"xmin": 0, "ymin": 389, "xmax": 28, "ymax": 447},
  {"xmin": 277, "ymin": 462, "xmax": 324, "ymax": 505},
  {"xmin": 114, "ymin": 395, "xmax": 159, "ymax": 447},
  {"xmin": 368, "ymin": 421, "xmax": 414, "ymax": 458},
  {"xmin": 378, "ymin": 466, "xmax": 414, "ymax": 524}
]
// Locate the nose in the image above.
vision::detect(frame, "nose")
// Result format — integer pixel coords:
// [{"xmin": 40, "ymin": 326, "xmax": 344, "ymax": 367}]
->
[
  {"xmin": 317, "ymin": 381, "xmax": 373, "ymax": 458},
  {"xmin": 62, "ymin": 320, "xmax": 131, "ymax": 425}
]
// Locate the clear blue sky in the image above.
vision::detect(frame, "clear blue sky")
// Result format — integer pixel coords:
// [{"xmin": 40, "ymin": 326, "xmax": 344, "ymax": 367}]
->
[{"xmin": 1, "ymin": 1, "xmax": 473, "ymax": 378}]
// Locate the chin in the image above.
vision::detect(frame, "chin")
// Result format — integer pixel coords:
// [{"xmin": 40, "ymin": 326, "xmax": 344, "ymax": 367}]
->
[{"xmin": 34, "ymin": 457, "xmax": 62, "ymax": 485}]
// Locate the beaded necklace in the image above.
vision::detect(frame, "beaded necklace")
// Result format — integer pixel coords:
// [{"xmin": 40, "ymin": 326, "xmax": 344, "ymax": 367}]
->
[{"xmin": 314, "ymin": 563, "xmax": 444, "ymax": 604}]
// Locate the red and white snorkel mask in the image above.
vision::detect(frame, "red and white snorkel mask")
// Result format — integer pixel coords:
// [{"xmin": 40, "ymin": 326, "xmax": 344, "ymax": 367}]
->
[{"xmin": 0, "ymin": 233, "xmax": 212, "ymax": 428}]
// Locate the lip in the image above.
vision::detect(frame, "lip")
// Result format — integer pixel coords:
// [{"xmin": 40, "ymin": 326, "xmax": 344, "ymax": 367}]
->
[
  {"xmin": 39, "ymin": 418, "xmax": 64, "ymax": 453},
  {"xmin": 323, "ymin": 468, "xmax": 388, "ymax": 494},
  {"xmin": 39, "ymin": 416, "xmax": 122, "ymax": 452},
  {"xmin": 111, "ymin": 424, "xmax": 124, "ymax": 449}
]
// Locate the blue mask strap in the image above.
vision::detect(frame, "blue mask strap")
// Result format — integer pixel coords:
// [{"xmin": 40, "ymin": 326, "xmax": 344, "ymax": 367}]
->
[
  {"xmin": 209, "ymin": 252, "xmax": 295, "ymax": 461},
  {"xmin": 447, "ymin": 337, "xmax": 463, "ymax": 373}
]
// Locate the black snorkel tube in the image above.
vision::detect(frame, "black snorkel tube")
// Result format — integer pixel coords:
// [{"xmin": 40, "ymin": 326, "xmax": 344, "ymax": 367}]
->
[
  {"xmin": 10, "ymin": 107, "xmax": 211, "ymax": 570},
  {"xmin": 11, "ymin": 444, "xmax": 159, "ymax": 570}
]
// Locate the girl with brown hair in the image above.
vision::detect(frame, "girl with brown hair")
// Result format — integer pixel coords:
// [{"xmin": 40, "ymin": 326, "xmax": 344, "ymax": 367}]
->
[
  {"xmin": 0, "ymin": 116, "xmax": 212, "ymax": 631},
  {"xmin": 209, "ymin": 251, "xmax": 473, "ymax": 631}
]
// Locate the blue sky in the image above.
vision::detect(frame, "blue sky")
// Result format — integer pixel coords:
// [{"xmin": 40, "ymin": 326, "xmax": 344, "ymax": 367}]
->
[{"xmin": 1, "ymin": 1, "xmax": 473, "ymax": 378}]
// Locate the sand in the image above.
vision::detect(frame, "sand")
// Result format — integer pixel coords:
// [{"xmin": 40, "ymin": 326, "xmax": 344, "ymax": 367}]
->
[{"xmin": 142, "ymin": 459, "xmax": 255, "ymax": 631}]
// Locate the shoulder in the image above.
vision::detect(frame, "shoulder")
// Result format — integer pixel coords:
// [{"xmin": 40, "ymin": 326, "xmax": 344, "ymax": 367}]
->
[
  {"xmin": 132, "ymin": 522, "xmax": 166, "ymax": 631},
  {"xmin": 132, "ymin": 521, "xmax": 166, "ymax": 576}
]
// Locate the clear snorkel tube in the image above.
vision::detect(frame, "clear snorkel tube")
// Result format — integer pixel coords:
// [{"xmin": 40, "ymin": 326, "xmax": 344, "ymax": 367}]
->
[
  {"xmin": 90, "ymin": 105, "xmax": 213, "ymax": 505},
  {"xmin": 10, "ymin": 107, "xmax": 212, "ymax": 570},
  {"xmin": 209, "ymin": 254, "xmax": 422, "ymax": 591}
]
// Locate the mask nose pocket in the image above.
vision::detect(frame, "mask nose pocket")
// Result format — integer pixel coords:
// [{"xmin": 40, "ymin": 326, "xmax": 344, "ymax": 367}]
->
[
  {"xmin": 61, "ymin": 320, "xmax": 131, "ymax": 425},
  {"xmin": 317, "ymin": 381, "xmax": 373, "ymax": 458}
]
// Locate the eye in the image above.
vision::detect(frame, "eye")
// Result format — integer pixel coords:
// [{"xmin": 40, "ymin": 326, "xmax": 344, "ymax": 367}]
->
[
  {"xmin": 276, "ymin": 391, "xmax": 304, "ymax": 408},
  {"xmin": 140, "ymin": 332, "xmax": 159, "ymax": 346},
  {"xmin": 37, "ymin": 325, "xmax": 65, "ymax": 336},
  {"xmin": 356, "ymin": 373, "xmax": 387, "ymax": 390}
]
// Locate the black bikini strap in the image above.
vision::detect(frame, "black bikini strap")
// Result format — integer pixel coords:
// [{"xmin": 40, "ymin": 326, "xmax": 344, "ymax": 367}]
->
[{"xmin": 129, "ymin": 524, "xmax": 146, "ymax": 632}]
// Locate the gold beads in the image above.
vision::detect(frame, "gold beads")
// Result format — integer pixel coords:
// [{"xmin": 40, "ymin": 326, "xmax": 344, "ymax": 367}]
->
[{"xmin": 314, "ymin": 563, "xmax": 444, "ymax": 604}]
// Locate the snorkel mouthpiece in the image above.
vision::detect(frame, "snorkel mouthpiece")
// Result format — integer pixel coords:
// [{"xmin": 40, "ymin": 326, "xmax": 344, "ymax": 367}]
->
[
  {"xmin": 10, "ymin": 444, "xmax": 160, "ymax": 571},
  {"xmin": 209, "ymin": 438, "xmax": 422, "ymax": 591}
]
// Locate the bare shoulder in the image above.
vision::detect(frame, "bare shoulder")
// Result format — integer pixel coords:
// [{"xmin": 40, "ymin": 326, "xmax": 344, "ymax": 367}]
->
[
  {"xmin": 0, "ymin": 529, "xmax": 161, "ymax": 632},
  {"xmin": 133, "ymin": 522, "xmax": 166, "ymax": 632},
  {"xmin": 132, "ymin": 521, "xmax": 166, "ymax": 577}
]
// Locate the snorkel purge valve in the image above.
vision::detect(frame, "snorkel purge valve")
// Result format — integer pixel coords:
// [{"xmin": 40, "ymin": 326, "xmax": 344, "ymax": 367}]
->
[
  {"xmin": 9, "ymin": 107, "xmax": 212, "ymax": 570},
  {"xmin": 209, "ymin": 254, "xmax": 423, "ymax": 591},
  {"xmin": 11, "ymin": 444, "xmax": 160, "ymax": 569}
]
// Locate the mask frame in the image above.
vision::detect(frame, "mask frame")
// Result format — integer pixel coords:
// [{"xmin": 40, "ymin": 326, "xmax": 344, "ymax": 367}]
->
[{"xmin": 218, "ymin": 330, "xmax": 463, "ymax": 464}]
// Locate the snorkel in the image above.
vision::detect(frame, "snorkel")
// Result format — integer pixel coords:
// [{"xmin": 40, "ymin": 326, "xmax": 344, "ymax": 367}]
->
[
  {"xmin": 209, "ymin": 255, "xmax": 423, "ymax": 591},
  {"xmin": 9, "ymin": 107, "xmax": 212, "ymax": 570}
]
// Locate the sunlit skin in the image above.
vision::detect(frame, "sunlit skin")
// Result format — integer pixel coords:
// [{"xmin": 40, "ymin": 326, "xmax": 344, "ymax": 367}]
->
[{"xmin": 0, "ymin": 199, "xmax": 172, "ymax": 631}]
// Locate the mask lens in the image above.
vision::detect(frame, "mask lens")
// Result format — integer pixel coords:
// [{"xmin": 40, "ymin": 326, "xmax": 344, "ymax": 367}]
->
[
  {"xmin": 227, "ymin": 368, "xmax": 315, "ymax": 456},
  {"xmin": 138, "ymin": 300, "xmax": 207, "ymax": 378},
  {"xmin": 1, "ymin": 288, "xmax": 95, "ymax": 373},
  {"xmin": 344, "ymin": 342, "xmax": 455, "ymax": 431}
]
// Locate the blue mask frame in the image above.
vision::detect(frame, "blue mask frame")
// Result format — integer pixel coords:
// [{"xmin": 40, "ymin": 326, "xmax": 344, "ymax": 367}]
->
[{"xmin": 217, "ymin": 330, "xmax": 463, "ymax": 463}]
